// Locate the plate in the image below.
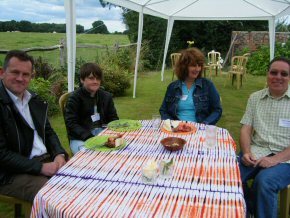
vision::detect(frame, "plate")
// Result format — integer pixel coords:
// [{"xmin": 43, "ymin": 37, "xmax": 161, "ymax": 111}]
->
[
  {"xmin": 84, "ymin": 135, "xmax": 126, "ymax": 152},
  {"xmin": 107, "ymin": 119, "xmax": 142, "ymax": 132},
  {"xmin": 161, "ymin": 123, "xmax": 197, "ymax": 135}
]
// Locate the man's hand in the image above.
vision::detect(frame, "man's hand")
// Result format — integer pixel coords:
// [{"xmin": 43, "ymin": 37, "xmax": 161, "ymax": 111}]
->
[
  {"xmin": 41, "ymin": 155, "xmax": 66, "ymax": 176},
  {"xmin": 41, "ymin": 162, "xmax": 60, "ymax": 176},
  {"xmin": 254, "ymin": 156, "xmax": 279, "ymax": 168},
  {"xmin": 242, "ymin": 152, "xmax": 257, "ymax": 166},
  {"xmin": 54, "ymin": 154, "xmax": 66, "ymax": 168}
]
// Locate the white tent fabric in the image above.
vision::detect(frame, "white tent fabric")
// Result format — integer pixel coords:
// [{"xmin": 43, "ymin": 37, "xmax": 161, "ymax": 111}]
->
[{"xmin": 64, "ymin": 0, "xmax": 290, "ymax": 97}]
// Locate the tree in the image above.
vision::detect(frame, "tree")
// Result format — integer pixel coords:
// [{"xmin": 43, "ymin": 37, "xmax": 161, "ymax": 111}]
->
[
  {"xmin": 122, "ymin": 9, "xmax": 268, "ymax": 70},
  {"xmin": 90, "ymin": 20, "xmax": 109, "ymax": 34},
  {"xmin": 18, "ymin": 20, "xmax": 33, "ymax": 32},
  {"xmin": 0, "ymin": 20, "xmax": 85, "ymax": 33},
  {"xmin": 123, "ymin": 10, "xmax": 167, "ymax": 69}
]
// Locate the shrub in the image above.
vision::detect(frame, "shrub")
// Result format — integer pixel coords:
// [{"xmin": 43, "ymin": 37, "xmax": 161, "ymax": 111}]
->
[
  {"xmin": 34, "ymin": 56, "xmax": 54, "ymax": 79},
  {"xmin": 74, "ymin": 57, "xmax": 86, "ymax": 87},
  {"xmin": 48, "ymin": 67, "xmax": 68, "ymax": 99},
  {"xmin": 29, "ymin": 77, "xmax": 59, "ymax": 116},
  {"xmin": 247, "ymin": 45, "xmax": 269, "ymax": 76},
  {"xmin": 101, "ymin": 63, "xmax": 131, "ymax": 97},
  {"xmin": 247, "ymin": 41, "xmax": 290, "ymax": 76}
]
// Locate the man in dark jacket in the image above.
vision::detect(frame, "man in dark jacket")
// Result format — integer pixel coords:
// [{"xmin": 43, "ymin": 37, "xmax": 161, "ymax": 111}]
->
[{"xmin": 0, "ymin": 50, "xmax": 68, "ymax": 203}]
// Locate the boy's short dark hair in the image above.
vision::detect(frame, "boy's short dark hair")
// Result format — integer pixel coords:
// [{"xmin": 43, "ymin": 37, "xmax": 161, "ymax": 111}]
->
[
  {"xmin": 3, "ymin": 50, "xmax": 34, "ymax": 70},
  {"xmin": 80, "ymin": 63, "xmax": 103, "ymax": 81}
]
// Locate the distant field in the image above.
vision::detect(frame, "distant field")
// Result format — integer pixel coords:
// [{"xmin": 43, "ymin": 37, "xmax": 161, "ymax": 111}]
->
[{"xmin": 0, "ymin": 32, "xmax": 130, "ymax": 67}]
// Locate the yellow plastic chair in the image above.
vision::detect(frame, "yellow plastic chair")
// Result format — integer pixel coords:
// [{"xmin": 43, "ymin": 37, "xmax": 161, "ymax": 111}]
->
[
  {"xmin": 170, "ymin": 53, "xmax": 181, "ymax": 81},
  {"xmin": 227, "ymin": 56, "xmax": 248, "ymax": 89},
  {"xmin": 207, "ymin": 50, "xmax": 222, "ymax": 78},
  {"xmin": 59, "ymin": 92, "xmax": 72, "ymax": 155},
  {"xmin": 242, "ymin": 53, "xmax": 250, "ymax": 80},
  {"xmin": 280, "ymin": 185, "xmax": 290, "ymax": 218},
  {"xmin": 0, "ymin": 194, "xmax": 32, "ymax": 218},
  {"xmin": 59, "ymin": 92, "xmax": 70, "ymax": 117}
]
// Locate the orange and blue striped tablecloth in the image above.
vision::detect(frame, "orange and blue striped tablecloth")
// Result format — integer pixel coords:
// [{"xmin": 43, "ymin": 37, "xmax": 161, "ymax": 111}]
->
[{"xmin": 31, "ymin": 120, "xmax": 245, "ymax": 218}]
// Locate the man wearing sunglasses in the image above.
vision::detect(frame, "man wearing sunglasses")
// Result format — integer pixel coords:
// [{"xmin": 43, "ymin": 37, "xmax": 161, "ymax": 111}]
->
[{"xmin": 238, "ymin": 57, "xmax": 290, "ymax": 218}]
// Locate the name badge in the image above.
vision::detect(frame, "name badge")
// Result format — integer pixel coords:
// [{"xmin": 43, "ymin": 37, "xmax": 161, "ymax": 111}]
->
[
  {"xmin": 279, "ymin": 118, "xmax": 290, "ymax": 128},
  {"xmin": 181, "ymin": 95, "xmax": 188, "ymax": 101},
  {"xmin": 91, "ymin": 113, "xmax": 100, "ymax": 122}
]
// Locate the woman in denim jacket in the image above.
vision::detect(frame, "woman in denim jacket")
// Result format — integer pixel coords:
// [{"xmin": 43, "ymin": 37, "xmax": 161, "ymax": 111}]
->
[{"xmin": 160, "ymin": 47, "xmax": 222, "ymax": 125}]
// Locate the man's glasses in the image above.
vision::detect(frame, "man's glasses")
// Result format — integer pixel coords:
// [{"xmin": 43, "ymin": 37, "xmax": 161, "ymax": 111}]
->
[{"xmin": 269, "ymin": 70, "xmax": 289, "ymax": 77}]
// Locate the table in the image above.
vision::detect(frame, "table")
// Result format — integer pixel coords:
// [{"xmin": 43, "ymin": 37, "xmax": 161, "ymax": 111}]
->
[{"xmin": 31, "ymin": 120, "xmax": 246, "ymax": 218}]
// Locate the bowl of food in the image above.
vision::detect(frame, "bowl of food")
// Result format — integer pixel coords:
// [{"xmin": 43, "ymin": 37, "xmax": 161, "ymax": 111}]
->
[{"xmin": 160, "ymin": 137, "xmax": 186, "ymax": 151}]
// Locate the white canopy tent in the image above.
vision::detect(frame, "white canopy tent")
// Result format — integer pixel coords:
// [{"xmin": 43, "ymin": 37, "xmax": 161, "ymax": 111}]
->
[{"xmin": 65, "ymin": 0, "xmax": 290, "ymax": 96}]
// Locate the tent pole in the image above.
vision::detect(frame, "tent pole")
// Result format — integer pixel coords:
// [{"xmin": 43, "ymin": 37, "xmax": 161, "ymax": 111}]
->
[
  {"xmin": 133, "ymin": 8, "xmax": 144, "ymax": 98},
  {"xmin": 161, "ymin": 17, "xmax": 174, "ymax": 81},
  {"xmin": 268, "ymin": 18, "xmax": 275, "ymax": 61},
  {"xmin": 64, "ymin": 0, "xmax": 76, "ymax": 92}
]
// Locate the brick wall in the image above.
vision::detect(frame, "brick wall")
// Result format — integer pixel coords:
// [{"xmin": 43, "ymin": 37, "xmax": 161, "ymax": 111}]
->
[{"xmin": 231, "ymin": 31, "xmax": 290, "ymax": 56}]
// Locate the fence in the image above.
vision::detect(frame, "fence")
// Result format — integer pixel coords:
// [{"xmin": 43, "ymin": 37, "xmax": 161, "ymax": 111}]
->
[{"xmin": 0, "ymin": 39, "xmax": 137, "ymax": 67}]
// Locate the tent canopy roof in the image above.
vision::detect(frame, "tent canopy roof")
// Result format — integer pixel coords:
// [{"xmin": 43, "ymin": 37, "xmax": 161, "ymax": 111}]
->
[{"xmin": 107, "ymin": 0, "xmax": 290, "ymax": 20}]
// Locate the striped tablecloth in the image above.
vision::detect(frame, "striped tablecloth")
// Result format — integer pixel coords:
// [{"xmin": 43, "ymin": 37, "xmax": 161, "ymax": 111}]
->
[{"xmin": 31, "ymin": 120, "xmax": 246, "ymax": 218}]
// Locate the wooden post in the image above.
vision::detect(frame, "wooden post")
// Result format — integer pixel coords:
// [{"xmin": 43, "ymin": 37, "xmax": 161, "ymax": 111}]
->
[
  {"xmin": 59, "ymin": 39, "xmax": 65, "ymax": 67},
  {"xmin": 114, "ymin": 41, "xmax": 119, "ymax": 52}
]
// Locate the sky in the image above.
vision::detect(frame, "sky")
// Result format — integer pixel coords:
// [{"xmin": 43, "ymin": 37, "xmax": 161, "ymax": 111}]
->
[{"xmin": 0, "ymin": 0, "xmax": 127, "ymax": 33}]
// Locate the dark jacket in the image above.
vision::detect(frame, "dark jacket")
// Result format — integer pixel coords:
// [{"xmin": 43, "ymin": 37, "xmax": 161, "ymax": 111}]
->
[
  {"xmin": 0, "ymin": 81, "xmax": 68, "ymax": 185},
  {"xmin": 159, "ymin": 78, "xmax": 222, "ymax": 125},
  {"xmin": 64, "ymin": 87, "xmax": 119, "ymax": 141}
]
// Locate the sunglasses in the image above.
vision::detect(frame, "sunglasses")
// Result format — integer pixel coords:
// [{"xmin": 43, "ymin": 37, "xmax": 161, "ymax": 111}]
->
[{"xmin": 269, "ymin": 70, "xmax": 289, "ymax": 77}]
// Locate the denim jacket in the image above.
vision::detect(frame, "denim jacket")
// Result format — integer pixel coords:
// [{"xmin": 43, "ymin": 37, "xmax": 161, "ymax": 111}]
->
[{"xmin": 159, "ymin": 78, "xmax": 222, "ymax": 125}]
